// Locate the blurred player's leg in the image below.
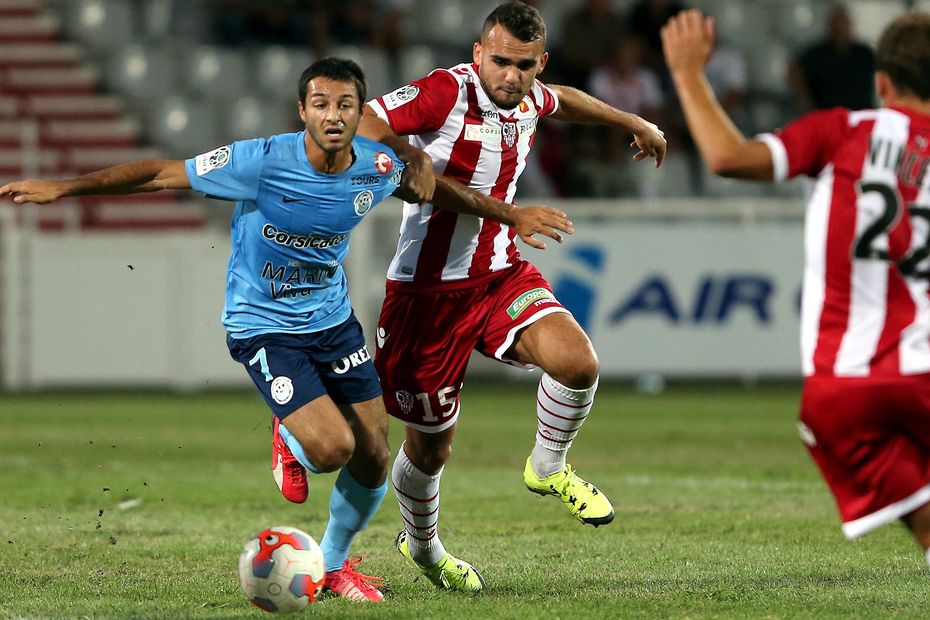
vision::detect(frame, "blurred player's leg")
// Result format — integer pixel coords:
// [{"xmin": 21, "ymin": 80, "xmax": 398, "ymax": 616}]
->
[
  {"xmin": 510, "ymin": 312, "xmax": 615, "ymax": 526},
  {"xmin": 902, "ymin": 503, "xmax": 930, "ymax": 565}
]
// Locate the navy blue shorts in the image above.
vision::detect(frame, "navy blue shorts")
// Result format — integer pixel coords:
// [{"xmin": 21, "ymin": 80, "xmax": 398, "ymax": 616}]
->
[{"xmin": 227, "ymin": 313, "xmax": 382, "ymax": 419}]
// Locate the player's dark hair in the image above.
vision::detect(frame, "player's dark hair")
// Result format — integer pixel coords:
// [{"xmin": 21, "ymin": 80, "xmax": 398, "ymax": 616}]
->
[
  {"xmin": 298, "ymin": 57, "xmax": 367, "ymax": 108},
  {"xmin": 876, "ymin": 11, "xmax": 930, "ymax": 100},
  {"xmin": 483, "ymin": 1, "xmax": 546, "ymax": 43}
]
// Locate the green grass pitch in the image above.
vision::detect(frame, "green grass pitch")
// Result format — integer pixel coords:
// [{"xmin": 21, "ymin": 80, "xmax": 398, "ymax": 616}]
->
[{"xmin": 1, "ymin": 383, "xmax": 927, "ymax": 618}]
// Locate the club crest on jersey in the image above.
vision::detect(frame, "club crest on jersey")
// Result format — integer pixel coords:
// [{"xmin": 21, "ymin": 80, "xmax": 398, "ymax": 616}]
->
[
  {"xmin": 194, "ymin": 145, "xmax": 230, "ymax": 176},
  {"xmin": 374, "ymin": 151, "xmax": 393, "ymax": 174},
  {"xmin": 354, "ymin": 190, "xmax": 374, "ymax": 215},
  {"xmin": 502, "ymin": 122, "xmax": 517, "ymax": 148},
  {"xmin": 270, "ymin": 376, "xmax": 294, "ymax": 405},
  {"xmin": 383, "ymin": 84, "xmax": 419, "ymax": 110},
  {"xmin": 395, "ymin": 390, "xmax": 415, "ymax": 415}
]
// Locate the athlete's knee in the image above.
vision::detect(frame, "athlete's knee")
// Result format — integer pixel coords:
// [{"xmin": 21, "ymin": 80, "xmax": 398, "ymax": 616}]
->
[
  {"xmin": 308, "ymin": 430, "xmax": 355, "ymax": 473},
  {"xmin": 549, "ymin": 349, "xmax": 600, "ymax": 389}
]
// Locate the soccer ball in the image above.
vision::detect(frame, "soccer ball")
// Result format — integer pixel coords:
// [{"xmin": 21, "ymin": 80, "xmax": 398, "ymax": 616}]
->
[{"xmin": 238, "ymin": 526, "xmax": 326, "ymax": 613}]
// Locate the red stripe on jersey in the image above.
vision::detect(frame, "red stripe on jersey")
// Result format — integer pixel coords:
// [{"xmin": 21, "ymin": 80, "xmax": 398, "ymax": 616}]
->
[
  {"xmin": 506, "ymin": 227, "xmax": 520, "ymax": 264},
  {"xmin": 812, "ymin": 122, "xmax": 874, "ymax": 373},
  {"xmin": 413, "ymin": 82, "xmax": 485, "ymax": 282},
  {"xmin": 468, "ymin": 117, "xmax": 520, "ymax": 276},
  {"xmin": 871, "ymin": 201, "xmax": 917, "ymax": 374}
]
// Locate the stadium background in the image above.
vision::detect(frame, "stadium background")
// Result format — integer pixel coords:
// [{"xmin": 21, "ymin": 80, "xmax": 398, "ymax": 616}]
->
[
  {"xmin": 4, "ymin": 2, "xmax": 930, "ymax": 618},
  {"xmin": 8, "ymin": 0, "xmax": 927, "ymax": 389}
]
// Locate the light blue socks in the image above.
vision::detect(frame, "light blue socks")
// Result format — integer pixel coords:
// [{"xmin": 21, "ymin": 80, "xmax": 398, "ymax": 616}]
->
[{"xmin": 319, "ymin": 467, "xmax": 388, "ymax": 572}]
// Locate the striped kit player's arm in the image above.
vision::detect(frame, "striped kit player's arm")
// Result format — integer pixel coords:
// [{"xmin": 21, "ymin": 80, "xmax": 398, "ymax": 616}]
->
[
  {"xmin": 547, "ymin": 85, "xmax": 667, "ymax": 167},
  {"xmin": 0, "ymin": 160, "xmax": 190, "ymax": 205},
  {"xmin": 662, "ymin": 10, "xmax": 773, "ymax": 179},
  {"xmin": 430, "ymin": 176, "xmax": 573, "ymax": 250}
]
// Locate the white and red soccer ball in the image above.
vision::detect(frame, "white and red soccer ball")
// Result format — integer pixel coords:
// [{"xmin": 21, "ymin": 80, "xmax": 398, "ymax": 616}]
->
[{"xmin": 238, "ymin": 526, "xmax": 325, "ymax": 613}]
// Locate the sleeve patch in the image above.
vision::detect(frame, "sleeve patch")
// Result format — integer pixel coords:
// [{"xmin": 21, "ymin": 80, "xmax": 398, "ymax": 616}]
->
[
  {"xmin": 194, "ymin": 146, "xmax": 231, "ymax": 176},
  {"xmin": 382, "ymin": 85, "xmax": 420, "ymax": 111}
]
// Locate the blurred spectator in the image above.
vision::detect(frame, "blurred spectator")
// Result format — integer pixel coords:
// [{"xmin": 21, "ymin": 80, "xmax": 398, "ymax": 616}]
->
[
  {"xmin": 789, "ymin": 3, "xmax": 875, "ymax": 111},
  {"xmin": 214, "ymin": 0, "xmax": 324, "ymax": 51},
  {"xmin": 627, "ymin": 0, "xmax": 686, "ymax": 73},
  {"xmin": 704, "ymin": 36, "xmax": 748, "ymax": 130},
  {"xmin": 565, "ymin": 39, "xmax": 664, "ymax": 198},
  {"xmin": 559, "ymin": 0, "xmax": 627, "ymax": 88},
  {"xmin": 589, "ymin": 38, "xmax": 664, "ymax": 120}
]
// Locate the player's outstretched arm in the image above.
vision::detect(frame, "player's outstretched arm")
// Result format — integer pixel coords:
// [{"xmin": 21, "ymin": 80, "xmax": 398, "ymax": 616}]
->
[
  {"xmin": 359, "ymin": 107, "xmax": 435, "ymax": 203},
  {"xmin": 430, "ymin": 176, "xmax": 573, "ymax": 250},
  {"xmin": 0, "ymin": 160, "xmax": 190, "ymax": 205},
  {"xmin": 662, "ymin": 10, "xmax": 773, "ymax": 180},
  {"xmin": 548, "ymin": 84, "xmax": 667, "ymax": 167}
]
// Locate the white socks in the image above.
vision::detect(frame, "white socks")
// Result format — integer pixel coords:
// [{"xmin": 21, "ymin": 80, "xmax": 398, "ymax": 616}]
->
[
  {"xmin": 925, "ymin": 547, "xmax": 930, "ymax": 571},
  {"xmin": 530, "ymin": 373, "xmax": 598, "ymax": 478},
  {"xmin": 392, "ymin": 444, "xmax": 446, "ymax": 567}
]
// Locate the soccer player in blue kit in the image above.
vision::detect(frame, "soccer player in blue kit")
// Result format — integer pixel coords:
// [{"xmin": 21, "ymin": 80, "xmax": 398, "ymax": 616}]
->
[{"xmin": 1, "ymin": 57, "xmax": 572, "ymax": 602}]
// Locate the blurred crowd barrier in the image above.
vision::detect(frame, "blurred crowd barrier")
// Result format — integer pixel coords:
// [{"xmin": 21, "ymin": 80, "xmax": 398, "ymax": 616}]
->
[{"xmin": 1, "ymin": 199, "xmax": 805, "ymax": 390}]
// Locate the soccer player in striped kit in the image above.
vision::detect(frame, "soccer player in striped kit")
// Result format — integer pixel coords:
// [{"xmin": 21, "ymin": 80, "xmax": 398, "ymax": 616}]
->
[
  {"xmin": 663, "ymin": 10, "xmax": 930, "ymax": 566},
  {"xmin": 358, "ymin": 2, "xmax": 667, "ymax": 591}
]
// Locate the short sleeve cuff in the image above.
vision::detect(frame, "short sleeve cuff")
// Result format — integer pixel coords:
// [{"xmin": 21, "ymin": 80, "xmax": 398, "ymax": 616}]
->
[
  {"xmin": 756, "ymin": 132, "xmax": 789, "ymax": 183},
  {"xmin": 366, "ymin": 99, "xmax": 389, "ymax": 124}
]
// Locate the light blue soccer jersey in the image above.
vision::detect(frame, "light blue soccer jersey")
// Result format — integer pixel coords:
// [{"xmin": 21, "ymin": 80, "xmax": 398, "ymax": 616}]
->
[{"xmin": 184, "ymin": 132, "xmax": 403, "ymax": 338}]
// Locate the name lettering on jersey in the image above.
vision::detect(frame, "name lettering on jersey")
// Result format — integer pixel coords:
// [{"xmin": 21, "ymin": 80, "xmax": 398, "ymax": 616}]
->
[
  {"xmin": 517, "ymin": 118, "xmax": 537, "ymax": 136},
  {"xmin": 374, "ymin": 151, "xmax": 394, "ymax": 174},
  {"xmin": 479, "ymin": 109, "xmax": 497, "ymax": 119},
  {"xmin": 194, "ymin": 145, "xmax": 231, "ymax": 176},
  {"xmin": 464, "ymin": 124, "xmax": 501, "ymax": 143},
  {"xmin": 351, "ymin": 174, "xmax": 381, "ymax": 186},
  {"xmin": 261, "ymin": 260, "xmax": 339, "ymax": 299},
  {"xmin": 382, "ymin": 84, "xmax": 419, "ymax": 111},
  {"xmin": 507, "ymin": 287, "xmax": 556, "ymax": 319},
  {"xmin": 354, "ymin": 190, "xmax": 374, "ymax": 216},
  {"xmin": 869, "ymin": 137, "xmax": 930, "ymax": 189},
  {"xmin": 262, "ymin": 224, "xmax": 346, "ymax": 249},
  {"xmin": 331, "ymin": 346, "xmax": 372, "ymax": 374}
]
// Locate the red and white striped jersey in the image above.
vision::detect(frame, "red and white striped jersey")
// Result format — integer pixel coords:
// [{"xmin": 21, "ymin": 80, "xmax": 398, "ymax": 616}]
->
[
  {"xmin": 759, "ymin": 106, "xmax": 930, "ymax": 378},
  {"xmin": 367, "ymin": 63, "xmax": 559, "ymax": 286}
]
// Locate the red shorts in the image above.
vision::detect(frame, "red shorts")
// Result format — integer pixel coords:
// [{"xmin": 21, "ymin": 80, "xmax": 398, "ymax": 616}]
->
[
  {"xmin": 374, "ymin": 261, "xmax": 569, "ymax": 432},
  {"xmin": 800, "ymin": 374, "xmax": 930, "ymax": 538}
]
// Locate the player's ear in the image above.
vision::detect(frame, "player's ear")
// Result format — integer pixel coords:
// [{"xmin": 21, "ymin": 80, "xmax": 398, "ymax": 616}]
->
[
  {"xmin": 297, "ymin": 99, "xmax": 307, "ymax": 123},
  {"xmin": 875, "ymin": 71, "xmax": 894, "ymax": 105},
  {"xmin": 473, "ymin": 41, "xmax": 482, "ymax": 66},
  {"xmin": 538, "ymin": 51, "xmax": 549, "ymax": 76}
]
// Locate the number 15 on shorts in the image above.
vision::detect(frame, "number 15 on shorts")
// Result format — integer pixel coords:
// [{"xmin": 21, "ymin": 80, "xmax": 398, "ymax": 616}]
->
[{"xmin": 398, "ymin": 386, "xmax": 457, "ymax": 422}]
